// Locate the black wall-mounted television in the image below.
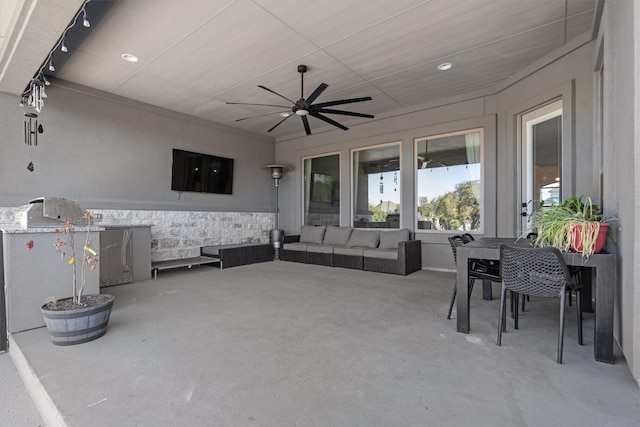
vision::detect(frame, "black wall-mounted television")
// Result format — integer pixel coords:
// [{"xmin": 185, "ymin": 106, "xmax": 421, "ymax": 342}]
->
[{"xmin": 171, "ymin": 148, "xmax": 234, "ymax": 195}]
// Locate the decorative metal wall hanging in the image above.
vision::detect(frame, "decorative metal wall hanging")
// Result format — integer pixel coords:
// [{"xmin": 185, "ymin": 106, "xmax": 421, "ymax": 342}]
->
[{"xmin": 23, "ymin": 114, "xmax": 43, "ymax": 146}]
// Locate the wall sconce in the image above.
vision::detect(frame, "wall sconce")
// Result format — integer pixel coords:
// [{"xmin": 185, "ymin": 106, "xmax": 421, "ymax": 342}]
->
[{"xmin": 262, "ymin": 164, "xmax": 293, "ymax": 259}]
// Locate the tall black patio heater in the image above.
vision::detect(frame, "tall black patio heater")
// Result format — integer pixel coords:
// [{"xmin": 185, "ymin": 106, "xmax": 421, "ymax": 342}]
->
[{"xmin": 262, "ymin": 164, "xmax": 293, "ymax": 260}]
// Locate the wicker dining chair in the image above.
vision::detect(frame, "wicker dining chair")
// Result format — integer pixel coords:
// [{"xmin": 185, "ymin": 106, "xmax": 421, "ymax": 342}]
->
[
  {"xmin": 446, "ymin": 235, "xmax": 501, "ymax": 319},
  {"xmin": 497, "ymin": 244, "xmax": 583, "ymax": 364}
]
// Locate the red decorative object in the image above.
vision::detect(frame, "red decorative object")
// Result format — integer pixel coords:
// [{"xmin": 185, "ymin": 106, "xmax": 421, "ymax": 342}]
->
[
  {"xmin": 571, "ymin": 223, "xmax": 609, "ymax": 254},
  {"xmin": 26, "ymin": 240, "xmax": 34, "ymax": 250}
]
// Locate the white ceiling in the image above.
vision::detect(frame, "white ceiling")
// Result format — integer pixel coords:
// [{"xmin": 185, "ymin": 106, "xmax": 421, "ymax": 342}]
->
[{"xmin": 0, "ymin": 0, "xmax": 596, "ymax": 141}]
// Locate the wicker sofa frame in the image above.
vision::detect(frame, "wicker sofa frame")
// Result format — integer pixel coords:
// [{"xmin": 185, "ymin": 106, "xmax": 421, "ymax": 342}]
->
[{"xmin": 281, "ymin": 230, "xmax": 421, "ymax": 276}]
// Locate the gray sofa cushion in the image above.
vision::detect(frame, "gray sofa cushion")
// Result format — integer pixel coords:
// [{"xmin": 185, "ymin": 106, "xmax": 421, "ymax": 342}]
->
[
  {"xmin": 346, "ymin": 230, "xmax": 380, "ymax": 248},
  {"xmin": 363, "ymin": 248, "xmax": 399, "ymax": 260},
  {"xmin": 378, "ymin": 229, "xmax": 410, "ymax": 249},
  {"xmin": 334, "ymin": 246, "xmax": 365, "ymax": 256},
  {"xmin": 306, "ymin": 244, "xmax": 333, "ymax": 254},
  {"xmin": 282, "ymin": 242, "xmax": 307, "ymax": 252},
  {"xmin": 300, "ymin": 225, "xmax": 326, "ymax": 244},
  {"xmin": 323, "ymin": 226, "xmax": 353, "ymax": 246}
]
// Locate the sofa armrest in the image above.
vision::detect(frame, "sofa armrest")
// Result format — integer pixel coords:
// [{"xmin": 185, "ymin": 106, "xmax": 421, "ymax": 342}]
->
[
  {"xmin": 399, "ymin": 239, "xmax": 422, "ymax": 273},
  {"xmin": 283, "ymin": 234, "xmax": 300, "ymax": 243}
]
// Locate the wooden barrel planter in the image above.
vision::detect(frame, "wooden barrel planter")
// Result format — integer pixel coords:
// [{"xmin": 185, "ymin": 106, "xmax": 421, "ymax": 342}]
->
[{"xmin": 41, "ymin": 294, "xmax": 115, "ymax": 346}]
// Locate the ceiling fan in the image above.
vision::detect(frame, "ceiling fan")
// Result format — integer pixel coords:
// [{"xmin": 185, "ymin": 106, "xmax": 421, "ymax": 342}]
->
[{"xmin": 227, "ymin": 65, "xmax": 375, "ymax": 135}]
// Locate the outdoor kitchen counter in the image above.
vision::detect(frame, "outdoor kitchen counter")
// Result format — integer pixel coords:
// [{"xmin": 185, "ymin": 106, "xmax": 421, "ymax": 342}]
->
[{"xmin": 1, "ymin": 228, "xmax": 102, "ymax": 334}]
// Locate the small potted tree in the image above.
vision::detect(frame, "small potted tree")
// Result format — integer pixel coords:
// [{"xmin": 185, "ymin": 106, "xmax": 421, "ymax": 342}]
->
[
  {"xmin": 40, "ymin": 211, "xmax": 115, "ymax": 345},
  {"xmin": 529, "ymin": 196, "xmax": 615, "ymax": 258}
]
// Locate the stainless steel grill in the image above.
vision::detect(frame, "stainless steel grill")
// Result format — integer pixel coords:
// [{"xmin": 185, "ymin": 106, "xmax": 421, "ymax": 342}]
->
[{"xmin": 22, "ymin": 197, "xmax": 84, "ymax": 228}]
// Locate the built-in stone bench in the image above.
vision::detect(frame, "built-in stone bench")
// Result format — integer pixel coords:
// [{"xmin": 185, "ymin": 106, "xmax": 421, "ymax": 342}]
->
[
  {"xmin": 151, "ymin": 243, "xmax": 273, "ymax": 279},
  {"xmin": 201, "ymin": 242, "xmax": 273, "ymax": 269},
  {"xmin": 151, "ymin": 256, "xmax": 220, "ymax": 279}
]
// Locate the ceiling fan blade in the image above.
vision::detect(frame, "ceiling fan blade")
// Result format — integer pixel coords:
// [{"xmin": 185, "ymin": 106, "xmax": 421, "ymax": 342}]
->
[
  {"xmin": 305, "ymin": 83, "xmax": 328, "ymax": 105},
  {"xmin": 311, "ymin": 96, "xmax": 372, "ymax": 109},
  {"xmin": 226, "ymin": 101, "xmax": 291, "ymax": 108},
  {"xmin": 258, "ymin": 85, "xmax": 296, "ymax": 105},
  {"xmin": 235, "ymin": 111, "xmax": 289, "ymax": 122},
  {"xmin": 268, "ymin": 114, "xmax": 292, "ymax": 132},
  {"xmin": 312, "ymin": 108, "xmax": 374, "ymax": 119},
  {"xmin": 310, "ymin": 112, "xmax": 348, "ymax": 131},
  {"xmin": 302, "ymin": 116, "xmax": 311, "ymax": 135}
]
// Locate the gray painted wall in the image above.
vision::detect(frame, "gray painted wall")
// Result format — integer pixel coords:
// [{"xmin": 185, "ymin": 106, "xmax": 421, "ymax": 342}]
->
[
  {"xmin": 0, "ymin": 82, "xmax": 276, "ymax": 212},
  {"xmin": 276, "ymin": 42, "xmax": 598, "ymax": 270},
  {"xmin": 603, "ymin": 0, "xmax": 639, "ymax": 384}
]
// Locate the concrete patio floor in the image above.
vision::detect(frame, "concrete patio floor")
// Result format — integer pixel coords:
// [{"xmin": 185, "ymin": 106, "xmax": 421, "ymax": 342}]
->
[{"xmin": 4, "ymin": 261, "xmax": 640, "ymax": 426}]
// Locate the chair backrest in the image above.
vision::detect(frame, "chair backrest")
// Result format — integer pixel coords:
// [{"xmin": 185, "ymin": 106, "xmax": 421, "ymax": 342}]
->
[
  {"xmin": 499, "ymin": 245, "xmax": 571, "ymax": 298},
  {"xmin": 461, "ymin": 233, "xmax": 475, "ymax": 243},
  {"xmin": 448, "ymin": 235, "xmax": 466, "ymax": 265}
]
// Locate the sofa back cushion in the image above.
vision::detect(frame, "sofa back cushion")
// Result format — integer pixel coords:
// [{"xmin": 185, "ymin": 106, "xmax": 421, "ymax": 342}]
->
[
  {"xmin": 323, "ymin": 226, "xmax": 353, "ymax": 246},
  {"xmin": 346, "ymin": 229, "xmax": 380, "ymax": 248},
  {"xmin": 300, "ymin": 225, "xmax": 326, "ymax": 244},
  {"xmin": 378, "ymin": 228, "xmax": 410, "ymax": 249}
]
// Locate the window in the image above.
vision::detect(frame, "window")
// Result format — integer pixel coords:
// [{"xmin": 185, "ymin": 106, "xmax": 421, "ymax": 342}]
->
[
  {"xmin": 303, "ymin": 153, "xmax": 340, "ymax": 226},
  {"xmin": 415, "ymin": 129, "xmax": 483, "ymax": 231},
  {"xmin": 351, "ymin": 143, "xmax": 400, "ymax": 228}
]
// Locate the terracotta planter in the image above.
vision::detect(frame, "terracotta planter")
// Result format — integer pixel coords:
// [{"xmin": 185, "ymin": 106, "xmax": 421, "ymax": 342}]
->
[
  {"xmin": 41, "ymin": 294, "xmax": 114, "ymax": 346},
  {"xmin": 571, "ymin": 223, "xmax": 609, "ymax": 254}
]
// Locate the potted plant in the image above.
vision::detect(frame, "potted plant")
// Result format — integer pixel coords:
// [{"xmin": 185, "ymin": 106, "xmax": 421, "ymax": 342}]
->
[
  {"xmin": 40, "ymin": 211, "xmax": 115, "ymax": 345},
  {"xmin": 528, "ymin": 196, "xmax": 615, "ymax": 258}
]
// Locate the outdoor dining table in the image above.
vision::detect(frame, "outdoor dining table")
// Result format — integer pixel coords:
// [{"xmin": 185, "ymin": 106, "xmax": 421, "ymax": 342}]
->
[{"xmin": 456, "ymin": 237, "xmax": 617, "ymax": 364}]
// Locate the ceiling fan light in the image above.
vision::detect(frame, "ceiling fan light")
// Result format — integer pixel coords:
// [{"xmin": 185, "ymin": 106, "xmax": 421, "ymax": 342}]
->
[{"xmin": 295, "ymin": 109, "xmax": 309, "ymax": 116}]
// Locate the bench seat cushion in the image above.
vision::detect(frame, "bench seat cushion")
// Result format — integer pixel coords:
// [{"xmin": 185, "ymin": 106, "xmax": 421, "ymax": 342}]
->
[
  {"xmin": 306, "ymin": 244, "xmax": 333, "ymax": 254},
  {"xmin": 282, "ymin": 242, "xmax": 307, "ymax": 252},
  {"xmin": 334, "ymin": 246, "xmax": 365, "ymax": 256}
]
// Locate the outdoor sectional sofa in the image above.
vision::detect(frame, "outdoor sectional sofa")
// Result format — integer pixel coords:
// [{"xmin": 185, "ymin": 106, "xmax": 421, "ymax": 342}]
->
[{"xmin": 281, "ymin": 225, "xmax": 422, "ymax": 275}]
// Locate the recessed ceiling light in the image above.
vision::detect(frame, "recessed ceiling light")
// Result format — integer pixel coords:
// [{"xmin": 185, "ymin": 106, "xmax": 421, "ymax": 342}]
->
[
  {"xmin": 121, "ymin": 53, "xmax": 139, "ymax": 63},
  {"xmin": 280, "ymin": 112, "xmax": 291, "ymax": 117},
  {"xmin": 437, "ymin": 62, "xmax": 452, "ymax": 71}
]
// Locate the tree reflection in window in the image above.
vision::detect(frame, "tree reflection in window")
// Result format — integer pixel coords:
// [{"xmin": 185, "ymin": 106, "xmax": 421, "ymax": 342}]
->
[
  {"xmin": 352, "ymin": 143, "xmax": 400, "ymax": 229},
  {"xmin": 416, "ymin": 129, "xmax": 483, "ymax": 231}
]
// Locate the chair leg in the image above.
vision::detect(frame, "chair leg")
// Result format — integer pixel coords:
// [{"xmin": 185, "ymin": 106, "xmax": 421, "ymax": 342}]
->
[
  {"xmin": 446, "ymin": 280, "xmax": 457, "ymax": 320},
  {"xmin": 576, "ymin": 289, "xmax": 583, "ymax": 345},
  {"xmin": 514, "ymin": 292, "xmax": 519, "ymax": 330},
  {"xmin": 497, "ymin": 284, "xmax": 507, "ymax": 346},
  {"xmin": 557, "ymin": 290, "xmax": 566, "ymax": 364}
]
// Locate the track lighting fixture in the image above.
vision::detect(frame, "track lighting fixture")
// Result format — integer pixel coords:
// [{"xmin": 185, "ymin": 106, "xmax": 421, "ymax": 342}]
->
[
  {"xmin": 82, "ymin": 8, "xmax": 90, "ymax": 27},
  {"xmin": 20, "ymin": 0, "xmax": 92, "ymax": 115}
]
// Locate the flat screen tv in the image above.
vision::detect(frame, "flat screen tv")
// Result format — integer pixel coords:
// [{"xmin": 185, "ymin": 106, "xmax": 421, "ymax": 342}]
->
[{"xmin": 171, "ymin": 148, "xmax": 234, "ymax": 194}]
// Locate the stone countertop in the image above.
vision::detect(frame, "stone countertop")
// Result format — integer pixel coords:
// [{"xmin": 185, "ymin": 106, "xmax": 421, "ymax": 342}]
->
[
  {"xmin": 0, "ymin": 226, "xmax": 105, "ymax": 234},
  {"xmin": 96, "ymin": 224, "xmax": 153, "ymax": 228}
]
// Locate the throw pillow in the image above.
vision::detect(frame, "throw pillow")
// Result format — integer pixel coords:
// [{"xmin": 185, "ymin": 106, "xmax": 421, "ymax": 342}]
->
[
  {"xmin": 378, "ymin": 229, "xmax": 410, "ymax": 249},
  {"xmin": 323, "ymin": 227, "xmax": 353, "ymax": 246},
  {"xmin": 346, "ymin": 230, "xmax": 380, "ymax": 248},
  {"xmin": 300, "ymin": 225, "xmax": 326, "ymax": 244}
]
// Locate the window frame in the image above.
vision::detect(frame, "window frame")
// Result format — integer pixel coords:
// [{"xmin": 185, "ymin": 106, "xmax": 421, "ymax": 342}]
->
[
  {"xmin": 350, "ymin": 141, "xmax": 402, "ymax": 229},
  {"xmin": 301, "ymin": 152, "xmax": 341, "ymax": 226},
  {"xmin": 414, "ymin": 127, "xmax": 485, "ymax": 234}
]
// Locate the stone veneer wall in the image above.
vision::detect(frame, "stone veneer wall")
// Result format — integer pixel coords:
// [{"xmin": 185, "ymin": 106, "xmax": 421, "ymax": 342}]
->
[{"xmin": 0, "ymin": 207, "xmax": 274, "ymax": 262}]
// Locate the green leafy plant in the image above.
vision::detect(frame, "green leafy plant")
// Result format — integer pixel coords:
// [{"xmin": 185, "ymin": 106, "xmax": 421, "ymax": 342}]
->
[{"xmin": 528, "ymin": 196, "xmax": 615, "ymax": 257}]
